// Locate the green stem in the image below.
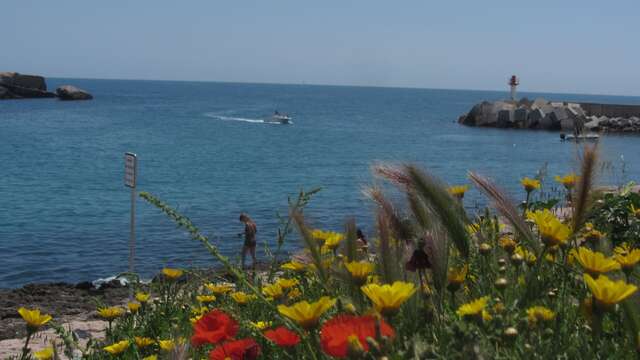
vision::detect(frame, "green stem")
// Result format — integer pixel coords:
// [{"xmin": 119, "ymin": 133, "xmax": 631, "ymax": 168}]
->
[{"xmin": 20, "ymin": 331, "xmax": 32, "ymax": 360}]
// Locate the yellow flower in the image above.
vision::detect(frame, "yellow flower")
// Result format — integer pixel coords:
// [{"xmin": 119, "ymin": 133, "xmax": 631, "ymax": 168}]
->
[
  {"xmin": 521, "ymin": 177, "xmax": 541, "ymax": 192},
  {"xmin": 97, "ymin": 306, "xmax": 124, "ymax": 320},
  {"xmin": 135, "ymin": 292, "xmax": 151, "ymax": 303},
  {"xmin": 630, "ymin": 204, "xmax": 640, "ymax": 218},
  {"xmin": 230, "ymin": 291, "xmax": 256, "ymax": 304},
  {"xmin": 344, "ymin": 261, "xmax": 375, "ymax": 284},
  {"xmin": 135, "ymin": 336, "xmax": 155, "ymax": 348},
  {"xmin": 583, "ymin": 229, "xmax": 605, "ymax": 243},
  {"xmin": 583, "ymin": 274, "xmax": 638, "ymax": 310},
  {"xmin": 127, "ymin": 302, "xmax": 141, "ymax": 313},
  {"xmin": 526, "ymin": 306, "xmax": 556, "ymax": 326},
  {"xmin": 142, "ymin": 356, "xmax": 158, "ymax": 360},
  {"xmin": 447, "ymin": 265, "xmax": 468, "ymax": 292},
  {"xmin": 275, "ymin": 278, "xmax": 299, "ymax": 290},
  {"xmin": 361, "ymin": 281, "xmax": 417, "ymax": 316},
  {"xmin": 527, "ymin": 209, "xmax": 571, "ymax": 247},
  {"xmin": 448, "ymin": 185, "xmax": 469, "ymax": 199},
  {"xmin": 323, "ymin": 233, "xmax": 345, "ymax": 250},
  {"xmin": 262, "ymin": 283, "xmax": 285, "ymax": 300},
  {"xmin": 196, "ymin": 295, "xmax": 217, "ymax": 303},
  {"xmin": 615, "ymin": 249, "xmax": 640, "ymax": 272},
  {"xmin": 162, "ymin": 268, "xmax": 183, "ymax": 279},
  {"xmin": 515, "ymin": 246, "xmax": 536, "ymax": 265},
  {"xmin": 456, "ymin": 296, "xmax": 490, "ymax": 318},
  {"xmin": 250, "ymin": 321, "xmax": 272, "ymax": 330},
  {"xmin": 281, "ymin": 261, "xmax": 306, "ymax": 272},
  {"xmin": 34, "ymin": 348, "xmax": 54, "ymax": 360},
  {"xmin": 311, "ymin": 229, "xmax": 329, "ymax": 240},
  {"xmin": 572, "ymin": 247, "xmax": 621, "ymax": 276},
  {"xmin": 614, "ymin": 243, "xmax": 632, "ymax": 256},
  {"xmin": 499, "ymin": 236, "xmax": 517, "ymax": 253},
  {"xmin": 18, "ymin": 308, "xmax": 52, "ymax": 329},
  {"xmin": 277, "ymin": 296, "xmax": 336, "ymax": 329},
  {"xmin": 190, "ymin": 315, "xmax": 203, "ymax": 324},
  {"xmin": 191, "ymin": 306, "xmax": 209, "ymax": 316},
  {"xmin": 205, "ymin": 283, "xmax": 234, "ymax": 294},
  {"xmin": 526, "ymin": 208, "xmax": 556, "ymax": 224},
  {"xmin": 555, "ymin": 173, "xmax": 577, "ymax": 189},
  {"xmin": 466, "ymin": 223, "xmax": 480, "ymax": 235},
  {"xmin": 104, "ymin": 340, "xmax": 130, "ymax": 354},
  {"xmin": 158, "ymin": 339, "xmax": 175, "ymax": 351},
  {"xmin": 287, "ymin": 287, "xmax": 302, "ymax": 300}
]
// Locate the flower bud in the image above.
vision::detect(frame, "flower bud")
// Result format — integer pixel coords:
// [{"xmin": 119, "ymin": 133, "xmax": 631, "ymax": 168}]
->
[
  {"xmin": 510, "ymin": 253, "xmax": 524, "ymax": 266},
  {"xmin": 498, "ymin": 258, "xmax": 507, "ymax": 266},
  {"xmin": 503, "ymin": 327, "xmax": 518, "ymax": 341},
  {"xmin": 495, "ymin": 278, "xmax": 508, "ymax": 290},
  {"xmin": 347, "ymin": 335, "xmax": 365, "ymax": 358},
  {"xmin": 479, "ymin": 243, "xmax": 492, "ymax": 255}
]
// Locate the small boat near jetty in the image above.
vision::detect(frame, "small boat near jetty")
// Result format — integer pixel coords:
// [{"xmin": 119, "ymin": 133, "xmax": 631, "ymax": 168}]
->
[
  {"xmin": 272, "ymin": 111, "xmax": 292, "ymax": 124},
  {"xmin": 560, "ymin": 133, "xmax": 599, "ymax": 142}
]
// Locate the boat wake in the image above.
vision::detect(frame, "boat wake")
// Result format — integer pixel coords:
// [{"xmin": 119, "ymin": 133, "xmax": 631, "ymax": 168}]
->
[{"xmin": 204, "ymin": 113, "xmax": 290, "ymax": 125}]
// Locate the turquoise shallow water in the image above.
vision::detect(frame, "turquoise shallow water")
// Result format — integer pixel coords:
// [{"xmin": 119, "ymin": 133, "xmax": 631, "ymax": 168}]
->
[{"xmin": 1, "ymin": 79, "xmax": 640, "ymax": 288}]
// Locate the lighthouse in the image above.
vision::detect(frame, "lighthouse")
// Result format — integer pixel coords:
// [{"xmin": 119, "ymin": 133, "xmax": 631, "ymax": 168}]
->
[{"xmin": 509, "ymin": 75, "xmax": 519, "ymax": 101}]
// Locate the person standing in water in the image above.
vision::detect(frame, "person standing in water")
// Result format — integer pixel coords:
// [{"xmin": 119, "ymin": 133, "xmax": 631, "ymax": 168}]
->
[{"xmin": 239, "ymin": 213, "xmax": 257, "ymax": 270}]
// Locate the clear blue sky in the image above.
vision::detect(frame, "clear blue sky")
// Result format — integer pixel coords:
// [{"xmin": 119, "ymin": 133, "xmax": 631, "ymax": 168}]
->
[{"xmin": 4, "ymin": 1, "xmax": 639, "ymax": 95}]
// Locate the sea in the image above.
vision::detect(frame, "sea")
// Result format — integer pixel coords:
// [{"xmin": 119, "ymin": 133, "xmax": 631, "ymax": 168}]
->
[{"xmin": 2, "ymin": 78, "xmax": 640, "ymax": 288}]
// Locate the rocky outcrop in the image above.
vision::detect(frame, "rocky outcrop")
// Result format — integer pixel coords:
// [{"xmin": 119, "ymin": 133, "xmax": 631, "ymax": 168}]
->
[
  {"xmin": 458, "ymin": 98, "xmax": 640, "ymax": 133},
  {"xmin": 0, "ymin": 72, "xmax": 55, "ymax": 99},
  {"xmin": 0, "ymin": 72, "xmax": 93, "ymax": 101},
  {"xmin": 56, "ymin": 85, "xmax": 93, "ymax": 101}
]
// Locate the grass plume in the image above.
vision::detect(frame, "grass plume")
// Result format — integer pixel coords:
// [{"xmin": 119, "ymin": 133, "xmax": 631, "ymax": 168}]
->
[
  {"xmin": 572, "ymin": 144, "xmax": 598, "ymax": 232},
  {"xmin": 468, "ymin": 171, "xmax": 539, "ymax": 252}
]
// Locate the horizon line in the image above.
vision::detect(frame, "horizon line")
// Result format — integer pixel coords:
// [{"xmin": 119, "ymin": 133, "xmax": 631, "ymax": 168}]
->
[{"xmin": 43, "ymin": 75, "xmax": 640, "ymax": 99}]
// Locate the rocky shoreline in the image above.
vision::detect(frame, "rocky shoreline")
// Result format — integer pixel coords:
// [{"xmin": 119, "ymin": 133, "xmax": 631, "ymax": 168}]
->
[
  {"xmin": 458, "ymin": 97, "xmax": 640, "ymax": 133},
  {"xmin": 0, "ymin": 72, "xmax": 92, "ymax": 100}
]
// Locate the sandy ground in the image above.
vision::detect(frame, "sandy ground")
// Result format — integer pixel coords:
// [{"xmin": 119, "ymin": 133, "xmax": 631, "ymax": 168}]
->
[
  {"xmin": 0, "ymin": 319, "xmax": 106, "ymax": 359},
  {"xmin": 0, "ymin": 283, "xmax": 128, "ymax": 359}
]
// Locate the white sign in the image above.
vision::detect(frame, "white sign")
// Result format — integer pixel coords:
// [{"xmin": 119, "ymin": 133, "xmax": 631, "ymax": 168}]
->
[{"xmin": 124, "ymin": 152, "xmax": 137, "ymax": 188}]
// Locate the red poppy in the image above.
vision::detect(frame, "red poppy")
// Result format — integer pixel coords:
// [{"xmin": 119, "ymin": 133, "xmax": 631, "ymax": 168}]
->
[
  {"xmin": 263, "ymin": 326, "xmax": 300, "ymax": 347},
  {"xmin": 320, "ymin": 314, "xmax": 395, "ymax": 358},
  {"xmin": 192, "ymin": 309, "xmax": 239, "ymax": 347},
  {"xmin": 209, "ymin": 338, "xmax": 261, "ymax": 360}
]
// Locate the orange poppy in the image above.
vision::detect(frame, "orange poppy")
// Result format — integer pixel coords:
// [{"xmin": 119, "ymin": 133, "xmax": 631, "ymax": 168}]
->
[
  {"xmin": 192, "ymin": 309, "xmax": 239, "ymax": 347},
  {"xmin": 263, "ymin": 326, "xmax": 300, "ymax": 347},
  {"xmin": 320, "ymin": 314, "xmax": 395, "ymax": 358},
  {"xmin": 209, "ymin": 338, "xmax": 261, "ymax": 360}
]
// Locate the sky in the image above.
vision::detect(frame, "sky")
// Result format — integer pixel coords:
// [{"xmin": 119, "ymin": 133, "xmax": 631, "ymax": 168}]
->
[{"xmin": 4, "ymin": 1, "xmax": 640, "ymax": 96}]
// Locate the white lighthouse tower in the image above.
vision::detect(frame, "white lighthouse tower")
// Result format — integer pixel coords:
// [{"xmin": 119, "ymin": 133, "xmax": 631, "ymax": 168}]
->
[{"xmin": 509, "ymin": 75, "xmax": 519, "ymax": 101}]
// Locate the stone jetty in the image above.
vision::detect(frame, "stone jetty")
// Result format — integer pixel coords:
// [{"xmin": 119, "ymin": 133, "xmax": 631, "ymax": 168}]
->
[{"xmin": 458, "ymin": 98, "xmax": 640, "ymax": 133}]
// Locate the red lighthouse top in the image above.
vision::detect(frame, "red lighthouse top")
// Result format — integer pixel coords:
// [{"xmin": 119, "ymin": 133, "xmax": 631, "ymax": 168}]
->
[{"xmin": 509, "ymin": 75, "xmax": 519, "ymax": 86}]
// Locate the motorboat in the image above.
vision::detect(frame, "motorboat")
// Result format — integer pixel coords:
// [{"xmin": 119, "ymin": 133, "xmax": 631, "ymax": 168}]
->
[
  {"xmin": 560, "ymin": 133, "xmax": 599, "ymax": 142},
  {"xmin": 272, "ymin": 112, "xmax": 292, "ymax": 124}
]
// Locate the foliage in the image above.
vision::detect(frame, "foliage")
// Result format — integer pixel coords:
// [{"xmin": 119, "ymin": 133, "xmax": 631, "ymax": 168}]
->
[
  {"xmin": 588, "ymin": 183, "xmax": 640, "ymax": 246},
  {"xmin": 11, "ymin": 148, "xmax": 640, "ymax": 359}
]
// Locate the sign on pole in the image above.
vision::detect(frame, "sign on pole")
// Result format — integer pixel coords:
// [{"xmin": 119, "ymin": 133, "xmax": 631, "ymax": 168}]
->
[
  {"xmin": 125, "ymin": 153, "xmax": 137, "ymax": 188},
  {"xmin": 124, "ymin": 152, "xmax": 137, "ymax": 279}
]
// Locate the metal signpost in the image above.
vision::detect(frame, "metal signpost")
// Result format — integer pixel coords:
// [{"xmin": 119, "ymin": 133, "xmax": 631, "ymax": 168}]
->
[{"xmin": 124, "ymin": 152, "xmax": 137, "ymax": 277}]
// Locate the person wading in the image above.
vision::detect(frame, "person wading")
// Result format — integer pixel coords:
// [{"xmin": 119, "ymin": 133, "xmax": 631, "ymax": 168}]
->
[{"xmin": 239, "ymin": 213, "xmax": 257, "ymax": 270}]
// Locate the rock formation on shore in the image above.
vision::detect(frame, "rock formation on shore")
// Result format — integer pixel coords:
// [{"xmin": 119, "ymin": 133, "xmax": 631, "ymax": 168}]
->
[
  {"xmin": 458, "ymin": 98, "xmax": 640, "ymax": 133},
  {"xmin": 56, "ymin": 85, "xmax": 93, "ymax": 100},
  {"xmin": 0, "ymin": 72, "xmax": 55, "ymax": 99},
  {"xmin": 0, "ymin": 72, "xmax": 92, "ymax": 100}
]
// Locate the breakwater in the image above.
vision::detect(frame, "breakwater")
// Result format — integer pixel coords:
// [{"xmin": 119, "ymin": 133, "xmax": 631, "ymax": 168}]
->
[{"xmin": 458, "ymin": 98, "xmax": 640, "ymax": 133}]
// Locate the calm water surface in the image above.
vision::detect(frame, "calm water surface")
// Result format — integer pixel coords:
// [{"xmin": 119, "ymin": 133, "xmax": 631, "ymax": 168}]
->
[{"xmin": 1, "ymin": 79, "xmax": 640, "ymax": 288}]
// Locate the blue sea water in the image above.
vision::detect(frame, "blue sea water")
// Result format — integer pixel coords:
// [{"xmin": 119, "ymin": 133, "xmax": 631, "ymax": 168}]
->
[{"xmin": 2, "ymin": 79, "xmax": 640, "ymax": 288}]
